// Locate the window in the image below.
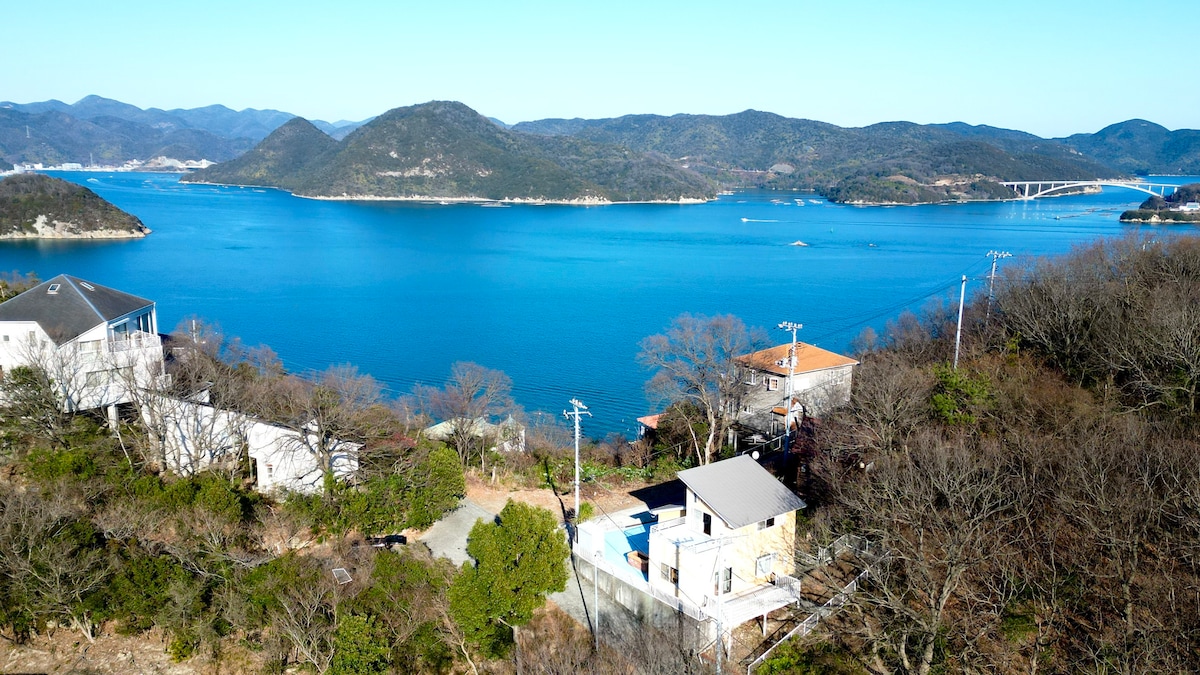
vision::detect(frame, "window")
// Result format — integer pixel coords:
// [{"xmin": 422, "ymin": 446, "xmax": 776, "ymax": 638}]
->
[
  {"xmin": 85, "ymin": 371, "xmax": 107, "ymax": 387},
  {"xmin": 756, "ymin": 553, "xmax": 775, "ymax": 577},
  {"xmin": 758, "ymin": 517, "xmax": 775, "ymax": 530},
  {"xmin": 767, "ymin": 377, "xmax": 780, "ymax": 391},
  {"xmin": 47, "ymin": 284, "xmax": 60, "ymax": 295},
  {"xmin": 715, "ymin": 567, "xmax": 732, "ymax": 595},
  {"xmin": 660, "ymin": 563, "xmax": 678, "ymax": 585},
  {"xmin": 702, "ymin": 512, "xmax": 712, "ymax": 536},
  {"xmin": 79, "ymin": 340, "xmax": 102, "ymax": 353}
]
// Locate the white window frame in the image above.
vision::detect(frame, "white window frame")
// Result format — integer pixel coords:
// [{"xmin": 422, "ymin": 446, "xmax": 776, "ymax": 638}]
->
[{"xmin": 756, "ymin": 553, "xmax": 775, "ymax": 577}]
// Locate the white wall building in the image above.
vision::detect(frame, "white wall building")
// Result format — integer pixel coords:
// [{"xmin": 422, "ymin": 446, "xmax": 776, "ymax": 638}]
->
[
  {"xmin": 141, "ymin": 392, "xmax": 359, "ymax": 495},
  {"xmin": 0, "ymin": 274, "xmax": 162, "ymax": 413}
]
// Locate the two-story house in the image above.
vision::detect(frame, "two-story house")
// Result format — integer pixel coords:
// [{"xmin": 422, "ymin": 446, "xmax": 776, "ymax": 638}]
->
[
  {"xmin": 736, "ymin": 342, "xmax": 858, "ymax": 432},
  {"xmin": 0, "ymin": 274, "xmax": 163, "ymax": 414},
  {"xmin": 648, "ymin": 455, "xmax": 807, "ymax": 622}
]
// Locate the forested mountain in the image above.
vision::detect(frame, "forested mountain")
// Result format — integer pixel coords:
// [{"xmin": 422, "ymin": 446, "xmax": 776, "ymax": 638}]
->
[
  {"xmin": 0, "ymin": 107, "xmax": 255, "ymax": 166},
  {"xmin": 0, "ymin": 96, "xmax": 366, "ymax": 166},
  {"xmin": 1061, "ymin": 119, "xmax": 1200, "ymax": 175},
  {"xmin": 184, "ymin": 101, "xmax": 716, "ymax": 203},
  {"xmin": 514, "ymin": 111, "xmax": 1118, "ymax": 203},
  {"xmin": 0, "ymin": 173, "xmax": 148, "ymax": 238},
  {"xmin": 7, "ymin": 95, "xmax": 1200, "ymax": 204}
]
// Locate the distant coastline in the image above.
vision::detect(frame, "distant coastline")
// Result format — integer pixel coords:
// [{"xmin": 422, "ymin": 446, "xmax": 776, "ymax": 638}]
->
[{"xmin": 180, "ymin": 179, "xmax": 711, "ymax": 205}]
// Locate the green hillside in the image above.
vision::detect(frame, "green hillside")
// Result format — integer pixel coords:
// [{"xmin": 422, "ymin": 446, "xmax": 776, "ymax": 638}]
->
[
  {"xmin": 184, "ymin": 102, "xmax": 715, "ymax": 203},
  {"xmin": 515, "ymin": 112, "xmax": 1117, "ymax": 203},
  {"xmin": 0, "ymin": 173, "xmax": 148, "ymax": 238}
]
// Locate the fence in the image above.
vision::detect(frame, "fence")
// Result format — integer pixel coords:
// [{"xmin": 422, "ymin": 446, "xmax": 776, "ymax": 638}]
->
[{"xmin": 745, "ymin": 566, "xmax": 872, "ymax": 674}]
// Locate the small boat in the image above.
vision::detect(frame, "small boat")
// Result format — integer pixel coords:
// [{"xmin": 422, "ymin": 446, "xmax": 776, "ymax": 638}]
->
[
  {"xmin": 809, "ymin": 199, "xmax": 821, "ymax": 204},
  {"xmin": 790, "ymin": 240, "xmax": 809, "ymax": 247}
]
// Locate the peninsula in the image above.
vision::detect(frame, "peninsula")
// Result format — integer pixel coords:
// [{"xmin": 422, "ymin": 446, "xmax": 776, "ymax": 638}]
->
[
  {"xmin": 1119, "ymin": 183, "xmax": 1200, "ymax": 223},
  {"xmin": 0, "ymin": 173, "xmax": 149, "ymax": 239}
]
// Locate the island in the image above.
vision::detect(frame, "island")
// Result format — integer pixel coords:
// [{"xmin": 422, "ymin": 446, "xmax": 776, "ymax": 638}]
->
[
  {"xmin": 182, "ymin": 101, "xmax": 716, "ymax": 204},
  {"xmin": 1119, "ymin": 183, "xmax": 1200, "ymax": 223},
  {"xmin": 0, "ymin": 173, "xmax": 149, "ymax": 239}
]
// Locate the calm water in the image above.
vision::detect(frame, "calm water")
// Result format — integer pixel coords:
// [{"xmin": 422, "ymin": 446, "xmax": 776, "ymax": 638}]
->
[{"xmin": 2, "ymin": 172, "xmax": 1196, "ymax": 435}]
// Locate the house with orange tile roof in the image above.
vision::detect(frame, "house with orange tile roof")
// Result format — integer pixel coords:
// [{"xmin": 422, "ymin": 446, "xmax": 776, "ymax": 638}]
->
[{"xmin": 735, "ymin": 342, "xmax": 858, "ymax": 431}]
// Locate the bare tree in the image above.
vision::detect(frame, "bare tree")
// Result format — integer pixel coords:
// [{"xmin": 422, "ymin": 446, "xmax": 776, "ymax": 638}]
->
[
  {"xmin": 638, "ymin": 313, "xmax": 758, "ymax": 465},
  {"xmin": 415, "ymin": 361, "xmax": 514, "ymax": 468}
]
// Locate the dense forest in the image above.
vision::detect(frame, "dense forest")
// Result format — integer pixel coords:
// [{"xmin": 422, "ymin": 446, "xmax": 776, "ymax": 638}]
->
[
  {"xmin": 4, "ymin": 233, "xmax": 1200, "ymax": 673},
  {"xmin": 767, "ymin": 234, "xmax": 1200, "ymax": 674}
]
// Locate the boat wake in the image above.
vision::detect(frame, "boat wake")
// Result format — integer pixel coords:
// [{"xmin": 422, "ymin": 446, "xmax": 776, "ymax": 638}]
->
[{"xmin": 741, "ymin": 218, "xmax": 779, "ymax": 223}]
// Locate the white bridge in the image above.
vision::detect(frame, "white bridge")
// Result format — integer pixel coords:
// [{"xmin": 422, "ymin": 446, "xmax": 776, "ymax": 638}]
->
[{"xmin": 1001, "ymin": 180, "xmax": 1178, "ymax": 200}]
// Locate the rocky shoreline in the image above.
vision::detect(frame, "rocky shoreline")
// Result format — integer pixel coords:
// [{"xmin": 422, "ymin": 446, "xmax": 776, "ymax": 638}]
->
[{"xmin": 0, "ymin": 214, "xmax": 150, "ymax": 239}]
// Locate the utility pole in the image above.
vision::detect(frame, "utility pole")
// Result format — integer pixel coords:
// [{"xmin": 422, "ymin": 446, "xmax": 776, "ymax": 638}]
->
[
  {"xmin": 777, "ymin": 321, "xmax": 802, "ymax": 458},
  {"xmin": 986, "ymin": 250, "xmax": 1012, "ymax": 321},
  {"xmin": 954, "ymin": 275, "xmax": 967, "ymax": 369},
  {"xmin": 563, "ymin": 398, "xmax": 590, "ymax": 543}
]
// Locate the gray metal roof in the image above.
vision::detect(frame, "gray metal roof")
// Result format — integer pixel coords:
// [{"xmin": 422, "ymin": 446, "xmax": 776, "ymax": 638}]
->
[
  {"xmin": 677, "ymin": 455, "xmax": 807, "ymax": 530},
  {"xmin": 0, "ymin": 274, "xmax": 153, "ymax": 345}
]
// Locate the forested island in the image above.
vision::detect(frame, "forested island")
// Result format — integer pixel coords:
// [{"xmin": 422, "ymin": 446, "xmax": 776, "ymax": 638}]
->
[
  {"xmin": 182, "ymin": 102, "xmax": 716, "ymax": 203},
  {"xmin": 0, "ymin": 173, "xmax": 149, "ymax": 239},
  {"xmin": 1119, "ymin": 182, "xmax": 1200, "ymax": 222}
]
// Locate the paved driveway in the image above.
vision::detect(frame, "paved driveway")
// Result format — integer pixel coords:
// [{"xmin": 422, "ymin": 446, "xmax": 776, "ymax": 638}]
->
[{"xmin": 418, "ymin": 499, "xmax": 495, "ymax": 566}]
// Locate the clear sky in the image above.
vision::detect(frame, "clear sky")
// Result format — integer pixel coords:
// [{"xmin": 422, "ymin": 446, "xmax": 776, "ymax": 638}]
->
[{"xmin": 5, "ymin": 0, "xmax": 1197, "ymax": 137}]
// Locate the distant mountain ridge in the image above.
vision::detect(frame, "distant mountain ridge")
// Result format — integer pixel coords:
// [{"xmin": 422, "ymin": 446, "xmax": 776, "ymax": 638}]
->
[
  {"xmin": 0, "ymin": 95, "xmax": 368, "ymax": 167},
  {"xmin": 4, "ymin": 95, "xmax": 1199, "ymax": 204},
  {"xmin": 513, "ymin": 111, "xmax": 1123, "ymax": 202},
  {"xmin": 183, "ymin": 101, "xmax": 715, "ymax": 203}
]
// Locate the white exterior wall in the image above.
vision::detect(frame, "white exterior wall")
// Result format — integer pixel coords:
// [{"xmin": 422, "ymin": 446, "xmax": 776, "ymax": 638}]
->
[
  {"xmin": 648, "ymin": 491, "xmax": 798, "ymax": 609},
  {"xmin": 245, "ymin": 421, "xmax": 359, "ymax": 495},
  {"xmin": 142, "ymin": 395, "xmax": 359, "ymax": 495},
  {"xmin": 0, "ymin": 319, "xmax": 163, "ymax": 412}
]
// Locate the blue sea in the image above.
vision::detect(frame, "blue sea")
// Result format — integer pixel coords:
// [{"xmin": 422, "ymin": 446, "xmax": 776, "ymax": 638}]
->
[{"xmin": 2, "ymin": 172, "xmax": 1196, "ymax": 436}]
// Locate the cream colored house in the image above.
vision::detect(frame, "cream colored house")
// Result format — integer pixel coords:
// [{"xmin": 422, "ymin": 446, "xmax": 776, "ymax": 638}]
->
[
  {"xmin": 647, "ymin": 455, "xmax": 807, "ymax": 626},
  {"xmin": 736, "ymin": 342, "xmax": 858, "ymax": 431},
  {"xmin": 0, "ymin": 275, "xmax": 162, "ymax": 414}
]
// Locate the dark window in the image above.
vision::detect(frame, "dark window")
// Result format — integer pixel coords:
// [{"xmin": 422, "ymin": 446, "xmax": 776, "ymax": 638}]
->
[{"xmin": 703, "ymin": 512, "xmax": 712, "ymax": 536}]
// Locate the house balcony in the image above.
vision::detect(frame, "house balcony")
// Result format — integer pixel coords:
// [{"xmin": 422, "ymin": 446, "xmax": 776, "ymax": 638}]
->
[{"xmin": 106, "ymin": 330, "xmax": 161, "ymax": 353}]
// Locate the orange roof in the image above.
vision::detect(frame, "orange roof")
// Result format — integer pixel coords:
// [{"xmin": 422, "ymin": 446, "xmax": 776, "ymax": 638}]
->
[
  {"xmin": 637, "ymin": 414, "xmax": 663, "ymax": 430},
  {"xmin": 737, "ymin": 342, "xmax": 858, "ymax": 377}
]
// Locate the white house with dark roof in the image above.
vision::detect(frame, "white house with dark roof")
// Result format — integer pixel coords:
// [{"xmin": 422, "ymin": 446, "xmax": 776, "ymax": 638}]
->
[
  {"xmin": 736, "ymin": 342, "xmax": 858, "ymax": 430},
  {"xmin": 646, "ymin": 454, "xmax": 807, "ymax": 627},
  {"xmin": 0, "ymin": 274, "xmax": 162, "ymax": 412}
]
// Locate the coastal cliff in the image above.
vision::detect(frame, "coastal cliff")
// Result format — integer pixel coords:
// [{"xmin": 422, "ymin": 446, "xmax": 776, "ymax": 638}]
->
[{"xmin": 0, "ymin": 174, "xmax": 149, "ymax": 239}]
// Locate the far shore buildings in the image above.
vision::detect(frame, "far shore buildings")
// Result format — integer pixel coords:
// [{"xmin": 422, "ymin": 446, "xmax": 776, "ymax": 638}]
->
[{"xmin": 0, "ymin": 274, "xmax": 356, "ymax": 494}]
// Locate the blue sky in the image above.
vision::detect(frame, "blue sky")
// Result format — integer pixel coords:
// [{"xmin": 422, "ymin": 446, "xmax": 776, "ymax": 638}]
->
[{"xmin": 5, "ymin": 0, "xmax": 1196, "ymax": 137}]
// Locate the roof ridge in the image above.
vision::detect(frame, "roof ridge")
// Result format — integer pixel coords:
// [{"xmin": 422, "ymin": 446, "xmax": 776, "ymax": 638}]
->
[{"xmin": 60, "ymin": 275, "xmax": 105, "ymax": 324}]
